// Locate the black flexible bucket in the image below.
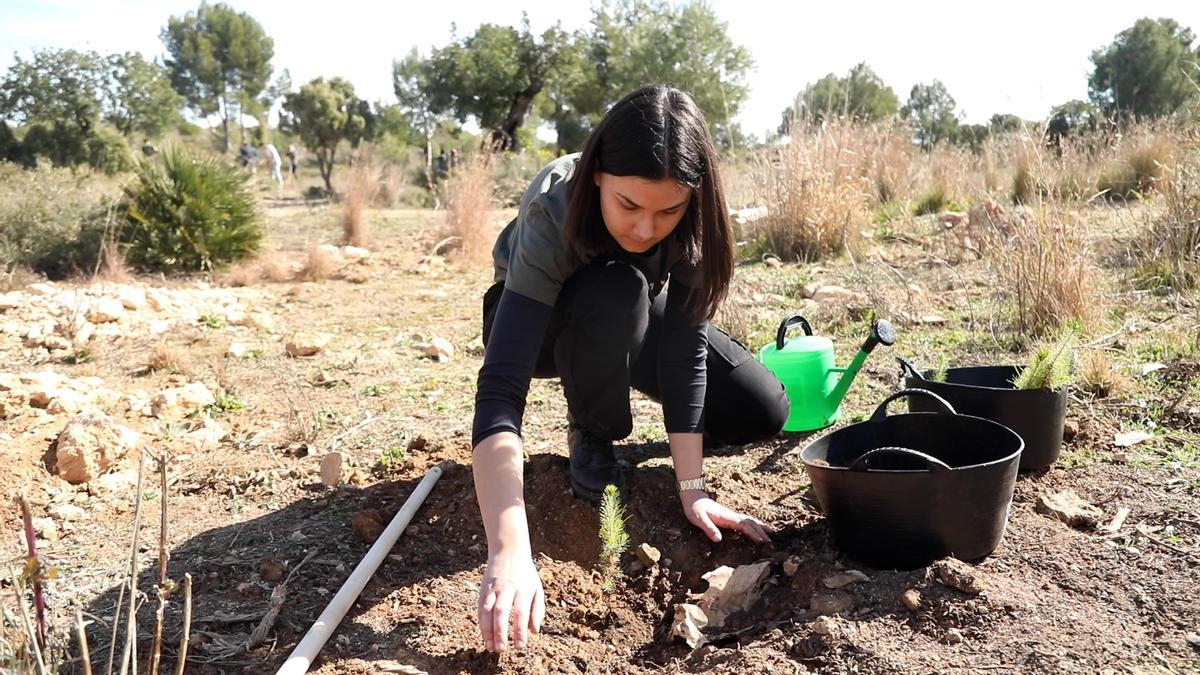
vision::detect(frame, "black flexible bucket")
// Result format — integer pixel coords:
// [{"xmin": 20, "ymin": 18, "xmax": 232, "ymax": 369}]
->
[
  {"xmin": 898, "ymin": 358, "xmax": 1067, "ymax": 471},
  {"xmin": 801, "ymin": 389, "xmax": 1023, "ymax": 569}
]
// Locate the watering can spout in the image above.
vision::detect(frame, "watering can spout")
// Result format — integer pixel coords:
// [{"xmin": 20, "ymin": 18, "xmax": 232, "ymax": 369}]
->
[{"xmin": 826, "ymin": 320, "xmax": 897, "ymax": 409}]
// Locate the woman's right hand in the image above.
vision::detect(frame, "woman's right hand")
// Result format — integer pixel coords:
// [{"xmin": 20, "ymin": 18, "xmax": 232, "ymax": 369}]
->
[{"xmin": 478, "ymin": 549, "xmax": 545, "ymax": 653}]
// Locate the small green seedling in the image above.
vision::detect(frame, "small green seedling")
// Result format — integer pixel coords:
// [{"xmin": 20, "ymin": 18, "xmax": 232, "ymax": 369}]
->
[
  {"xmin": 198, "ymin": 314, "xmax": 225, "ymax": 329},
  {"xmin": 377, "ymin": 446, "xmax": 408, "ymax": 470},
  {"xmin": 598, "ymin": 484, "xmax": 630, "ymax": 591},
  {"xmin": 1013, "ymin": 328, "xmax": 1076, "ymax": 391}
]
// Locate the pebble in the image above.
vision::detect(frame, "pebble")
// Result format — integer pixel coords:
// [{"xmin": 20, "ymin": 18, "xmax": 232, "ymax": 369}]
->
[
  {"xmin": 900, "ymin": 589, "xmax": 921, "ymax": 611},
  {"xmin": 944, "ymin": 628, "xmax": 964, "ymax": 644}
]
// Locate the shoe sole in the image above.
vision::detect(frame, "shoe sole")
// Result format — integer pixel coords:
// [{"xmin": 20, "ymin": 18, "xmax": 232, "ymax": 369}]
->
[{"xmin": 569, "ymin": 471, "xmax": 627, "ymax": 507}]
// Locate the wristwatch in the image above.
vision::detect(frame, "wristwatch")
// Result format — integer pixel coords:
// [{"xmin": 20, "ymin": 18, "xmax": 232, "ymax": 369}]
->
[{"xmin": 678, "ymin": 477, "xmax": 708, "ymax": 493}]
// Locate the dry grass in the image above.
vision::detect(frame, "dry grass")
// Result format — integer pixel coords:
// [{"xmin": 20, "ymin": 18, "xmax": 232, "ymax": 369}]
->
[
  {"xmin": 1097, "ymin": 127, "xmax": 1178, "ymax": 201},
  {"xmin": 749, "ymin": 119, "xmax": 872, "ymax": 261},
  {"xmin": 374, "ymin": 164, "xmax": 406, "ymax": 208},
  {"xmin": 994, "ymin": 201, "xmax": 1107, "ymax": 337},
  {"xmin": 1132, "ymin": 133, "xmax": 1200, "ymax": 291},
  {"xmin": 223, "ymin": 261, "xmax": 259, "ymax": 287},
  {"xmin": 443, "ymin": 150, "xmax": 498, "ymax": 265},
  {"xmin": 1077, "ymin": 349, "xmax": 1129, "ymax": 399},
  {"xmin": 339, "ymin": 157, "xmax": 378, "ymax": 248},
  {"xmin": 295, "ymin": 243, "xmax": 337, "ymax": 282},
  {"xmin": 148, "ymin": 341, "xmax": 190, "ymax": 375}
]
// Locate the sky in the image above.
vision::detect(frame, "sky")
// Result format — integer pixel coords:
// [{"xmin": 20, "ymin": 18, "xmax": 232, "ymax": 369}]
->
[{"xmin": 2, "ymin": 0, "xmax": 1200, "ymax": 140}]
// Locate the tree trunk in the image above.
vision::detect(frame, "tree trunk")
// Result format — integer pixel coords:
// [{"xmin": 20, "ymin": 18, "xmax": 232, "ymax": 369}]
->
[
  {"xmin": 318, "ymin": 147, "xmax": 335, "ymax": 196},
  {"xmin": 497, "ymin": 82, "xmax": 543, "ymax": 152}
]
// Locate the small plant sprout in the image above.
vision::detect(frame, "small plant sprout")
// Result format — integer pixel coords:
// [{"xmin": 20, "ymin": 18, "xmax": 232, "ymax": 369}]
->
[
  {"xmin": 198, "ymin": 314, "xmax": 225, "ymax": 329},
  {"xmin": 597, "ymin": 484, "xmax": 630, "ymax": 592},
  {"xmin": 1013, "ymin": 327, "xmax": 1077, "ymax": 391}
]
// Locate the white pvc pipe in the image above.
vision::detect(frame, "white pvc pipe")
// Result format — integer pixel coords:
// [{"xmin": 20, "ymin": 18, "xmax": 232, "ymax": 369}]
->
[{"xmin": 276, "ymin": 463, "xmax": 444, "ymax": 675}]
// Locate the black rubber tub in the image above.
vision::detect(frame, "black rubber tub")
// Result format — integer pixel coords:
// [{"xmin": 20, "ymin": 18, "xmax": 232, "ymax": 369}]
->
[
  {"xmin": 898, "ymin": 357, "xmax": 1068, "ymax": 471},
  {"xmin": 801, "ymin": 389, "xmax": 1023, "ymax": 569}
]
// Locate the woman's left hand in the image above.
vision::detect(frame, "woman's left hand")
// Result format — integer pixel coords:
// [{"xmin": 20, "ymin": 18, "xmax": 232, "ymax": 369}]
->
[{"xmin": 679, "ymin": 491, "xmax": 772, "ymax": 544}]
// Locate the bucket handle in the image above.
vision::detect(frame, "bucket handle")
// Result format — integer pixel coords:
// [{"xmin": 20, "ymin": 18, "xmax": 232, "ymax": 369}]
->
[
  {"xmin": 775, "ymin": 314, "xmax": 813, "ymax": 350},
  {"xmin": 870, "ymin": 388, "xmax": 958, "ymax": 421},
  {"xmin": 848, "ymin": 446, "xmax": 953, "ymax": 473},
  {"xmin": 896, "ymin": 356, "xmax": 925, "ymax": 381}
]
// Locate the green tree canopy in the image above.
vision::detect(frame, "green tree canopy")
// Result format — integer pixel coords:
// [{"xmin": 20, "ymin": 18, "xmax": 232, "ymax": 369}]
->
[
  {"xmin": 105, "ymin": 52, "xmax": 182, "ymax": 138},
  {"xmin": 1089, "ymin": 17, "xmax": 1200, "ymax": 120},
  {"xmin": 161, "ymin": 2, "xmax": 275, "ymax": 152},
  {"xmin": 901, "ymin": 80, "xmax": 960, "ymax": 149},
  {"xmin": 1046, "ymin": 99, "xmax": 1102, "ymax": 147},
  {"xmin": 781, "ymin": 62, "xmax": 898, "ymax": 132},
  {"xmin": 0, "ymin": 48, "xmax": 108, "ymax": 167},
  {"xmin": 280, "ymin": 76, "xmax": 367, "ymax": 194}
]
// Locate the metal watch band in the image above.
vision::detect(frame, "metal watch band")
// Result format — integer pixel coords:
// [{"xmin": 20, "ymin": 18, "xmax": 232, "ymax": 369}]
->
[{"xmin": 678, "ymin": 477, "xmax": 707, "ymax": 493}]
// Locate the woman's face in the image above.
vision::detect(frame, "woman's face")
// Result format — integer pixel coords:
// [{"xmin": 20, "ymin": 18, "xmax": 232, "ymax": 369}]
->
[{"xmin": 594, "ymin": 171, "xmax": 692, "ymax": 254}]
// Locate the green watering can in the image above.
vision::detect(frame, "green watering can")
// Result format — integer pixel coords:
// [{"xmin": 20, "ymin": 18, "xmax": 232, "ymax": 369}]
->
[{"xmin": 759, "ymin": 315, "xmax": 897, "ymax": 432}]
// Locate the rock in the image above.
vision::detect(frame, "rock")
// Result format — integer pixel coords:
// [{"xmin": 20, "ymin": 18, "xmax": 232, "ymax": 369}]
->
[
  {"xmin": 260, "ymin": 558, "xmax": 286, "ymax": 583},
  {"xmin": 635, "ymin": 543, "xmax": 661, "ymax": 568},
  {"xmin": 812, "ymin": 284, "xmax": 863, "ymax": 304},
  {"xmin": 698, "ymin": 562, "xmax": 771, "ymax": 627},
  {"xmin": 117, "ymin": 287, "xmax": 146, "ymax": 310},
  {"xmin": 782, "ymin": 555, "xmax": 803, "ymax": 577},
  {"xmin": 32, "ymin": 517, "xmax": 59, "ymax": 542},
  {"xmin": 670, "ymin": 603, "xmax": 709, "ymax": 648},
  {"xmin": 341, "ymin": 246, "xmax": 370, "ymax": 260},
  {"xmin": 762, "ymin": 253, "xmax": 782, "ymax": 268},
  {"xmin": 286, "ymin": 332, "xmax": 332, "ymax": 357},
  {"xmin": 1063, "ymin": 419, "xmax": 1079, "ymax": 442},
  {"xmin": 86, "ymin": 298, "xmax": 126, "ymax": 323},
  {"xmin": 227, "ymin": 342, "xmax": 249, "ymax": 358},
  {"xmin": 248, "ymin": 312, "xmax": 275, "ymax": 331},
  {"xmin": 48, "ymin": 503, "xmax": 85, "ymax": 521},
  {"xmin": 939, "ymin": 211, "xmax": 968, "ymax": 227},
  {"xmin": 42, "ymin": 334, "xmax": 72, "ymax": 351},
  {"xmin": 822, "ymin": 570, "xmax": 870, "ymax": 589},
  {"xmin": 944, "ymin": 628, "xmax": 965, "ymax": 644},
  {"xmin": 414, "ymin": 289, "xmax": 449, "ymax": 300},
  {"xmin": 900, "ymin": 589, "xmax": 922, "ymax": 611},
  {"xmin": 811, "ymin": 615, "xmax": 838, "ymax": 636},
  {"xmin": 1186, "ymin": 633, "xmax": 1200, "ymax": 650},
  {"xmin": 801, "ymin": 282, "xmax": 822, "ymax": 299},
  {"xmin": 1113, "ymin": 430, "xmax": 1153, "ymax": 447},
  {"xmin": 151, "ymin": 383, "xmax": 215, "ymax": 418},
  {"xmin": 29, "ymin": 283, "xmax": 56, "ymax": 296},
  {"xmin": 932, "ymin": 558, "xmax": 984, "ymax": 595},
  {"xmin": 53, "ymin": 410, "xmax": 138, "ymax": 484},
  {"xmin": 466, "ymin": 337, "xmax": 485, "ymax": 356},
  {"xmin": 1036, "ymin": 490, "xmax": 1102, "ymax": 529},
  {"xmin": 919, "ymin": 314, "xmax": 948, "ymax": 325},
  {"xmin": 221, "ymin": 306, "xmax": 248, "ymax": 326},
  {"xmin": 145, "ymin": 289, "xmax": 171, "ymax": 311},
  {"xmin": 810, "ymin": 591, "xmax": 854, "ymax": 616},
  {"xmin": 47, "ymin": 390, "xmax": 88, "ymax": 415},
  {"xmin": 92, "ymin": 469, "xmax": 138, "ymax": 494},
  {"xmin": 418, "ymin": 337, "xmax": 454, "ymax": 362},
  {"xmin": 148, "ymin": 319, "xmax": 172, "ymax": 335},
  {"xmin": 351, "ymin": 511, "xmax": 387, "ymax": 544},
  {"xmin": 183, "ymin": 418, "xmax": 225, "ymax": 450},
  {"xmin": 320, "ymin": 452, "xmax": 344, "ymax": 488},
  {"xmin": 0, "ymin": 293, "xmax": 19, "ymax": 311}
]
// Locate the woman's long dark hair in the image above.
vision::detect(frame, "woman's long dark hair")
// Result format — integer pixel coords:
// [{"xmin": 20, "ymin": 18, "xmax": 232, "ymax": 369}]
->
[{"xmin": 563, "ymin": 85, "xmax": 734, "ymax": 324}]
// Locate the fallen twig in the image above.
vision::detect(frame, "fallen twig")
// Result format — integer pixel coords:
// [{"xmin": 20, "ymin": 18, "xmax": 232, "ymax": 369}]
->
[
  {"xmin": 244, "ymin": 549, "xmax": 320, "ymax": 653},
  {"xmin": 329, "ymin": 414, "xmax": 378, "ymax": 454},
  {"xmin": 150, "ymin": 451, "xmax": 171, "ymax": 675},
  {"xmin": 1100, "ymin": 507, "xmax": 1131, "ymax": 534}
]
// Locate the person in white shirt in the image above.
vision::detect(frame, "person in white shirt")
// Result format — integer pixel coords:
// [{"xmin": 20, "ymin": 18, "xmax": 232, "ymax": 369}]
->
[{"xmin": 262, "ymin": 142, "xmax": 283, "ymax": 187}]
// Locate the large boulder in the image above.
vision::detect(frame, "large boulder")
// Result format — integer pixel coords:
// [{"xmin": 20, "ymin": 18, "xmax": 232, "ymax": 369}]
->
[{"xmin": 53, "ymin": 410, "xmax": 139, "ymax": 484}]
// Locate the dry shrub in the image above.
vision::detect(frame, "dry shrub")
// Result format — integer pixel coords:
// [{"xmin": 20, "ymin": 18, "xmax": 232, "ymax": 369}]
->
[
  {"xmin": 295, "ymin": 243, "xmax": 337, "ymax": 282},
  {"xmin": 339, "ymin": 156, "xmax": 378, "ymax": 247},
  {"xmin": 1132, "ymin": 133, "xmax": 1200, "ymax": 291},
  {"xmin": 1077, "ymin": 349, "xmax": 1128, "ymax": 399},
  {"xmin": 995, "ymin": 202, "xmax": 1106, "ymax": 337},
  {"xmin": 443, "ymin": 150, "xmax": 498, "ymax": 265},
  {"xmin": 750, "ymin": 119, "xmax": 871, "ymax": 261},
  {"xmin": 95, "ymin": 238, "xmax": 133, "ymax": 283},
  {"xmin": 374, "ymin": 163, "xmax": 406, "ymax": 208},
  {"xmin": 148, "ymin": 340, "xmax": 190, "ymax": 375},
  {"xmin": 1097, "ymin": 126, "xmax": 1177, "ymax": 200},
  {"xmin": 223, "ymin": 261, "xmax": 259, "ymax": 287},
  {"xmin": 257, "ymin": 252, "xmax": 294, "ymax": 283}
]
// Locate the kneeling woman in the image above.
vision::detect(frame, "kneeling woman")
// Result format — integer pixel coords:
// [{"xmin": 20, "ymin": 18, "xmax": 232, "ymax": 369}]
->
[{"xmin": 471, "ymin": 85, "xmax": 789, "ymax": 653}]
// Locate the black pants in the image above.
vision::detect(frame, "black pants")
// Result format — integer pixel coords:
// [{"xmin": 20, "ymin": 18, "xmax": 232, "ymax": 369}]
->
[{"xmin": 483, "ymin": 260, "xmax": 789, "ymax": 445}]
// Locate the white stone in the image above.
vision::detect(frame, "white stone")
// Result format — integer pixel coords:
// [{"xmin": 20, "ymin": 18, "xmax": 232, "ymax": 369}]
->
[
  {"xmin": 117, "ymin": 286, "xmax": 146, "ymax": 310},
  {"xmin": 148, "ymin": 319, "xmax": 172, "ymax": 335},
  {"xmin": 248, "ymin": 312, "xmax": 275, "ymax": 331},
  {"xmin": 150, "ymin": 382, "xmax": 215, "ymax": 418},
  {"xmin": 146, "ymin": 289, "xmax": 171, "ymax": 312},
  {"xmin": 341, "ymin": 246, "xmax": 370, "ymax": 260},
  {"xmin": 0, "ymin": 293, "xmax": 19, "ymax": 311},
  {"xmin": 227, "ymin": 342, "xmax": 249, "ymax": 358},
  {"xmin": 28, "ymin": 283, "xmax": 56, "ymax": 296},
  {"xmin": 183, "ymin": 417, "xmax": 225, "ymax": 450},
  {"xmin": 47, "ymin": 390, "xmax": 89, "ymax": 415},
  {"xmin": 53, "ymin": 409, "xmax": 139, "ymax": 484},
  {"xmin": 48, "ymin": 503, "xmax": 86, "ymax": 521},
  {"xmin": 86, "ymin": 298, "xmax": 126, "ymax": 323},
  {"xmin": 286, "ymin": 332, "xmax": 332, "ymax": 357},
  {"xmin": 32, "ymin": 517, "xmax": 58, "ymax": 541}
]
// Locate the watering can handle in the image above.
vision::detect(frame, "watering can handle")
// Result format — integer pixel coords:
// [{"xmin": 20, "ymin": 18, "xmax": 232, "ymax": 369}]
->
[
  {"xmin": 848, "ymin": 446, "xmax": 953, "ymax": 473},
  {"xmin": 775, "ymin": 314, "xmax": 813, "ymax": 350},
  {"xmin": 896, "ymin": 356, "xmax": 925, "ymax": 381},
  {"xmin": 870, "ymin": 388, "xmax": 958, "ymax": 421}
]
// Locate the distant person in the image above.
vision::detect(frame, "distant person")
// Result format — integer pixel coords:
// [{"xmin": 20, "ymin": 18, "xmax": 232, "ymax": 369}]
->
[
  {"xmin": 449, "ymin": 148, "xmax": 460, "ymax": 171},
  {"xmin": 470, "ymin": 85, "xmax": 785, "ymax": 654},
  {"xmin": 287, "ymin": 144, "xmax": 299, "ymax": 178},
  {"xmin": 435, "ymin": 148, "xmax": 449, "ymax": 182},
  {"xmin": 141, "ymin": 139, "xmax": 158, "ymax": 157},
  {"xmin": 239, "ymin": 142, "xmax": 257, "ymax": 171},
  {"xmin": 262, "ymin": 142, "xmax": 284, "ymax": 187}
]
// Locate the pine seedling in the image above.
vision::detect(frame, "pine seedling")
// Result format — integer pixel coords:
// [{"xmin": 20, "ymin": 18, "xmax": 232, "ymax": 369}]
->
[
  {"xmin": 597, "ymin": 484, "xmax": 630, "ymax": 592},
  {"xmin": 1013, "ymin": 327, "xmax": 1076, "ymax": 391}
]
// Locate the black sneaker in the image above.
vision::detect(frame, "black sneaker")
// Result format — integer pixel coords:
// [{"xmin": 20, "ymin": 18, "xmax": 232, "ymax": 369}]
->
[{"xmin": 567, "ymin": 425, "xmax": 626, "ymax": 506}]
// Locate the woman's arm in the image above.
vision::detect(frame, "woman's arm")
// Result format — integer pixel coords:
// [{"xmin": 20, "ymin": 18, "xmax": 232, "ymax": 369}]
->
[{"xmin": 472, "ymin": 288, "xmax": 554, "ymax": 652}]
